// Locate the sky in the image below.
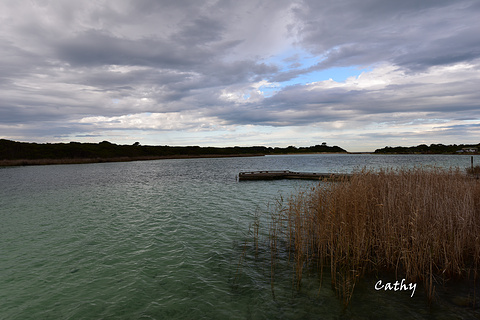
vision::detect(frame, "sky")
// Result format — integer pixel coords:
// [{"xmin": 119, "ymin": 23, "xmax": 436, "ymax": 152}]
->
[{"xmin": 1, "ymin": 0, "xmax": 480, "ymax": 152}]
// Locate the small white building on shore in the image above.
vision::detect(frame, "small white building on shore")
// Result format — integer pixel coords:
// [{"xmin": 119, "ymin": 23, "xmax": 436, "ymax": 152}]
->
[{"xmin": 457, "ymin": 147, "xmax": 478, "ymax": 153}]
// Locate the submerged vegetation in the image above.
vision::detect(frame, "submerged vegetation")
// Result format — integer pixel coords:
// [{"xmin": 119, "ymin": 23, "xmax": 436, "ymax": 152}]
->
[
  {"xmin": 0, "ymin": 139, "xmax": 346, "ymax": 166},
  {"xmin": 246, "ymin": 167, "xmax": 480, "ymax": 306}
]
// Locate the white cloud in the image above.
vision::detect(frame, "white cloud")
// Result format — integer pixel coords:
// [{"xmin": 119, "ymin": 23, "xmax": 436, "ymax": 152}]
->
[{"xmin": 76, "ymin": 112, "xmax": 227, "ymax": 131}]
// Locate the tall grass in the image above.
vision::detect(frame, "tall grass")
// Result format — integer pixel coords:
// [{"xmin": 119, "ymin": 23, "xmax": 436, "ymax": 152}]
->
[
  {"xmin": 467, "ymin": 165, "xmax": 480, "ymax": 178},
  {"xmin": 266, "ymin": 167, "xmax": 480, "ymax": 306}
]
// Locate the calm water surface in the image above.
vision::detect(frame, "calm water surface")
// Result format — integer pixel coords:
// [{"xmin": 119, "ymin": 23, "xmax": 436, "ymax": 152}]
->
[{"xmin": 1, "ymin": 154, "xmax": 479, "ymax": 319}]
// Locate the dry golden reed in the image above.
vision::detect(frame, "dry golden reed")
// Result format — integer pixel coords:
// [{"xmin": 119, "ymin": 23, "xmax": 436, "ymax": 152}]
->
[{"xmin": 267, "ymin": 167, "xmax": 480, "ymax": 305}]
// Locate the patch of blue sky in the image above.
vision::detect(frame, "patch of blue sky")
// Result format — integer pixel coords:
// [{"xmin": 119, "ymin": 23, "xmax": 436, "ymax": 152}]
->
[
  {"xmin": 260, "ymin": 66, "xmax": 370, "ymax": 95},
  {"xmin": 261, "ymin": 49, "xmax": 370, "ymax": 96},
  {"xmin": 256, "ymin": 84, "xmax": 278, "ymax": 98},
  {"xmin": 287, "ymin": 66, "xmax": 370, "ymax": 85},
  {"xmin": 258, "ymin": 66, "xmax": 370, "ymax": 97}
]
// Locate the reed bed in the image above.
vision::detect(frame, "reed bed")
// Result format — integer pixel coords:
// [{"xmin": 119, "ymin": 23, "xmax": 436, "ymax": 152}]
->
[
  {"xmin": 467, "ymin": 165, "xmax": 480, "ymax": 178},
  {"xmin": 266, "ymin": 167, "xmax": 480, "ymax": 306}
]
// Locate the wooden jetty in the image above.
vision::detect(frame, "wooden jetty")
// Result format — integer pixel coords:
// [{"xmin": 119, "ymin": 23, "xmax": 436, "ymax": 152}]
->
[{"xmin": 238, "ymin": 170, "xmax": 351, "ymax": 181}]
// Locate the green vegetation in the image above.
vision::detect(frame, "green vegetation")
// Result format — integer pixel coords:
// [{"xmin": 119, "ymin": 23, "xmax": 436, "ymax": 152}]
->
[
  {"xmin": 0, "ymin": 139, "xmax": 346, "ymax": 166},
  {"xmin": 253, "ymin": 168, "xmax": 480, "ymax": 306},
  {"xmin": 375, "ymin": 143, "xmax": 480, "ymax": 154}
]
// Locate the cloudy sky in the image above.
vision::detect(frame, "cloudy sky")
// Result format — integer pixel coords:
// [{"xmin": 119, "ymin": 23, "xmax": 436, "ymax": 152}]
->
[{"xmin": 1, "ymin": 0, "xmax": 479, "ymax": 151}]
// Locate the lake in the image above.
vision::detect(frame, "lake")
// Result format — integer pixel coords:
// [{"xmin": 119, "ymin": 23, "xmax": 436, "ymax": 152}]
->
[{"xmin": 1, "ymin": 154, "xmax": 479, "ymax": 319}]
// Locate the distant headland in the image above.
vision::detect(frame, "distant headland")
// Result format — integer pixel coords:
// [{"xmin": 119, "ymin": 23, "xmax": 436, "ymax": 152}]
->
[
  {"xmin": 0, "ymin": 139, "xmax": 347, "ymax": 166},
  {"xmin": 374, "ymin": 143, "xmax": 480, "ymax": 154}
]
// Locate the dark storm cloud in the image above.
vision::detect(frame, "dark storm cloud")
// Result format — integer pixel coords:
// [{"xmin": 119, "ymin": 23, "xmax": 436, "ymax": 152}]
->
[
  {"xmin": 55, "ymin": 33, "xmax": 191, "ymax": 68},
  {"xmin": 0, "ymin": 0, "xmax": 479, "ymax": 146}
]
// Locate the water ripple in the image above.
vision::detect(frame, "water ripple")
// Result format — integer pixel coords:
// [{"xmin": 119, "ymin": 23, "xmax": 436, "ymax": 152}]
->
[{"xmin": 1, "ymin": 155, "xmax": 479, "ymax": 319}]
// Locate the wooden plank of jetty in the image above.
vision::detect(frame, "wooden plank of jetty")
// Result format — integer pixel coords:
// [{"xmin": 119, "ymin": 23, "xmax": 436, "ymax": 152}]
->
[{"xmin": 238, "ymin": 170, "xmax": 351, "ymax": 181}]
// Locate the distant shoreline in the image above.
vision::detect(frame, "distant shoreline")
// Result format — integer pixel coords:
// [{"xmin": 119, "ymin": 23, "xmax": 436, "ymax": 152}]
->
[
  {"xmin": 0, "ymin": 139, "xmax": 348, "ymax": 167},
  {"xmin": 0, "ymin": 152, "xmax": 357, "ymax": 167},
  {"xmin": 2, "ymin": 139, "xmax": 479, "ymax": 167},
  {"xmin": 2, "ymin": 151, "xmax": 478, "ymax": 167},
  {"xmin": 0, "ymin": 154, "xmax": 264, "ymax": 167}
]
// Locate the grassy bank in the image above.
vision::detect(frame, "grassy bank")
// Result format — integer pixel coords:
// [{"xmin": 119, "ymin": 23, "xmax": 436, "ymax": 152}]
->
[
  {"xmin": 263, "ymin": 167, "xmax": 480, "ymax": 306},
  {"xmin": 0, "ymin": 153, "xmax": 263, "ymax": 167}
]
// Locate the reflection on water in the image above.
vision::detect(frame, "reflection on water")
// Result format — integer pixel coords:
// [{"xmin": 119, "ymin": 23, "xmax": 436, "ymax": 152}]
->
[{"xmin": 0, "ymin": 154, "xmax": 478, "ymax": 319}]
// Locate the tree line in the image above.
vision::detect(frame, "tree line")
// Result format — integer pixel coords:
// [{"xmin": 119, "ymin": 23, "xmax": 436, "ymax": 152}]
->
[
  {"xmin": 374, "ymin": 143, "xmax": 480, "ymax": 154},
  {"xmin": 0, "ymin": 139, "xmax": 347, "ymax": 161}
]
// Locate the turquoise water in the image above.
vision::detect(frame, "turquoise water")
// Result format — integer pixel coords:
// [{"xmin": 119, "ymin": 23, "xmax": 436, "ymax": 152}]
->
[{"xmin": 1, "ymin": 154, "xmax": 479, "ymax": 319}]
